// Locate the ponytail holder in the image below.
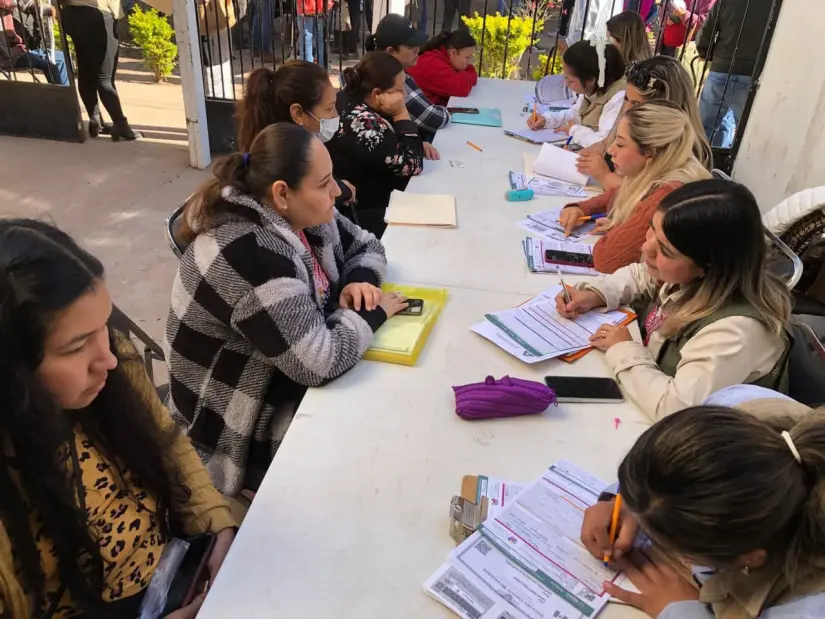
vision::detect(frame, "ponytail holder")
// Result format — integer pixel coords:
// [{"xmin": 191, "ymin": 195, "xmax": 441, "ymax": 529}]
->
[
  {"xmin": 781, "ymin": 430, "xmax": 803, "ymax": 465},
  {"xmin": 242, "ymin": 152, "xmax": 251, "ymax": 168}
]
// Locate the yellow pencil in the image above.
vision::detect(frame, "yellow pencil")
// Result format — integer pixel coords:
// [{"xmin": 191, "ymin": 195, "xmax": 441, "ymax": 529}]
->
[
  {"xmin": 604, "ymin": 494, "xmax": 623, "ymax": 566},
  {"xmin": 467, "ymin": 141, "xmax": 483, "ymax": 152}
]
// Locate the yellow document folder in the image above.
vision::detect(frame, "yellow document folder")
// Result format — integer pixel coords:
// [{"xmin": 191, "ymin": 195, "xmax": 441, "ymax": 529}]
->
[{"xmin": 363, "ymin": 283, "xmax": 449, "ymax": 366}]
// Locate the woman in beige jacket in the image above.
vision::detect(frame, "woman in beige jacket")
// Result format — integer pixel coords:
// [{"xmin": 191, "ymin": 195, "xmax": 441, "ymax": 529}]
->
[
  {"xmin": 556, "ymin": 179, "xmax": 792, "ymax": 421},
  {"xmin": 0, "ymin": 220, "xmax": 235, "ymax": 619}
]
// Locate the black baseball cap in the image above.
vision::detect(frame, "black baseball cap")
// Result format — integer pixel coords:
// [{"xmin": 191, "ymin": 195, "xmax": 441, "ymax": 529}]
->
[{"xmin": 373, "ymin": 14, "xmax": 428, "ymax": 49}]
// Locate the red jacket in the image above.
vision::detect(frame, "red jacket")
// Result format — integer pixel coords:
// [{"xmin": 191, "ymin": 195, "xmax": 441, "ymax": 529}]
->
[
  {"xmin": 406, "ymin": 47, "xmax": 478, "ymax": 107},
  {"xmin": 297, "ymin": 0, "xmax": 330, "ymax": 17}
]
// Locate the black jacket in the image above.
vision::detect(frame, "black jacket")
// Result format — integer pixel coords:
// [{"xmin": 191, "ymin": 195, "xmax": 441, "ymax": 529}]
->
[{"xmin": 696, "ymin": 0, "xmax": 772, "ymax": 76}]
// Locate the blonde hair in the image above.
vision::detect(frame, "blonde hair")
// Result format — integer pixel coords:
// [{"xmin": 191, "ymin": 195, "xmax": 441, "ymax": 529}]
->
[
  {"xmin": 607, "ymin": 11, "xmax": 653, "ymax": 65},
  {"xmin": 609, "ymin": 100, "xmax": 711, "ymax": 227},
  {"xmin": 625, "ymin": 56, "xmax": 712, "ymax": 168}
]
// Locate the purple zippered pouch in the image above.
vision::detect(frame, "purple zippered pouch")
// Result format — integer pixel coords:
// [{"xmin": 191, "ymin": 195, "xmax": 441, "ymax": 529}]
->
[{"xmin": 452, "ymin": 376, "xmax": 556, "ymax": 420}]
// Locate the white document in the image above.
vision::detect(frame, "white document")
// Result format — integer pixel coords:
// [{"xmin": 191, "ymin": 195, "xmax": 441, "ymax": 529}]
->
[
  {"xmin": 424, "ymin": 461, "xmax": 620, "ymax": 619},
  {"xmin": 522, "ymin": 238, "xmax": 597, "ymax": 275},
  {"xmin": 517, "ymin": 206, "xmax": 596, "ymax": 243},
  {"xmin": 504, "ymin": 126, "xmax": 570, "ymax": 145},
  {"xmin": 475, "ymin": 476, "xmax": 527, "ymax": 521},
  {"xmin": 533, "ymin": 143, "xmax": 589, "ymax": 186},
  {"xmin": 385, "ymin": 190, "xmax": 457, "ymax": 227},
  {"xmin": 509, "ymin": 172, "xmax": 586, "ymax": 199},
  {"xmin": 471, "ymin": 320, "xmax": 579, "ymax": 364}
]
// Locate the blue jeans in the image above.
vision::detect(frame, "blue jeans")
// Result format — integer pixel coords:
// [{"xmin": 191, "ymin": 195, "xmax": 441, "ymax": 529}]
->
[
  {"xmin": 252, "ymin": 0, "xmax": 274, "ymax": 53},
  {"xmin": 297, "ymin": 15, "xmax": 325, "ymax": 66},
  {"xmin": 14, "ymin": 49, "xmax": 69, "ymax": 86},
  {"xmin": 699, "ymin": 71, "xmax": 752, "ymax": 148}
]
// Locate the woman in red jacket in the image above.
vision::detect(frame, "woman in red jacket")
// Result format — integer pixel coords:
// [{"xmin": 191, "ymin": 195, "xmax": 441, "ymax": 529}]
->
[{"xmin": 406, "ymin": 30, "xmax": 478, "ymax": 107}]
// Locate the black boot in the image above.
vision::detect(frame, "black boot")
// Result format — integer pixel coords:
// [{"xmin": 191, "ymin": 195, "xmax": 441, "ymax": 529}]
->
[
  {"xmin": 89, "ymin": 114, "xmax": 113, "ymax": 137},
  {"xmin": 110, "ymin": 119, "xmax": 142, "ymax": 142}
]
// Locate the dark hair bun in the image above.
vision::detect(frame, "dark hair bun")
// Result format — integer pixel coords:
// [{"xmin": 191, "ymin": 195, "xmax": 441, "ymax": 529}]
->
[{"xmin": 342, "ymin": 67, "xmax": 361, "ymax": 91}]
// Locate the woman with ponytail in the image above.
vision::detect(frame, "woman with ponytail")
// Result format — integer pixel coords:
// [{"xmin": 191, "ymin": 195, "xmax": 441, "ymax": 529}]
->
[
  {"xmin": 167, "ymin": 123, "xmax": 406, "ymax": 496},
  {"xmin": 581, "ymin": 403, "xmax": 825, "ymax": 618},
  {"xmin": 0, "ymin": 219, "xmax": 235, "ymax": 619},
  {"xmin": 236, "ymin": 61, "xmax": 359, "ymax": 213},
  {"xmin": 560, "ymin": 101, "xmax": 711, "ymax": 273},
  {"xmin": 326, "ymin": 51, "xmax": 425, "ymax": 237},
  {"xmin": 406, "ymin": 30, "xmax": 478, "ymax": 107}
]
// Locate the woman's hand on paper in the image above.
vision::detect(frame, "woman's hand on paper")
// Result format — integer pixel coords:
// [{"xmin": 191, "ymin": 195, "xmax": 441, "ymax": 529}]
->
[
  {"xmin": 589, "ymin": 324, "xmax": 633, "ymax": 350},
  {"xmin": 592, "ymin": 218, "xmax": 612, "ymax": 235},
  {"xmin": 379, "ymin": 291, "xmax": 409, "ymax": 317},
  {"xmin": 576, "ymin": 151, "xmax": 610, "ymax": 182},
  {"xmin": 580, "ymin": 499, "xmax": 638, "ymax": 561},
  {"xmin": 340, "ymin": 282, "xmax": 383, "ymax": 311},
  {"xmin": 559, "ymin": 206, "xmax": 585, "ymax": 236},
  {"xmin": 423, "ymin": 142, "xmax": 441, "ymax": 160},
  {"xmin": 604, "ymin": 551, "xmax": 700, "ymax": 617},
  {"xmin": 554, "ymin": 287, "xmax": 604, "ymax": 318},
  {"xmin": 558, "ymin": 121, "xmax": 575, "ymax": 135},
  {"xmin": 527, "ymin": 114, "xmax": 547, "ymax": 130}
]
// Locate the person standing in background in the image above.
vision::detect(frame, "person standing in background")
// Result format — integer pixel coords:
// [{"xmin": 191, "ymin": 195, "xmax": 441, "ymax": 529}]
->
[
  {"xmin": 696, "ymin": 0, "xmax": 771, "ymax": 147},
  {"xmin": 297, "ymin": 0, "xmax": 330, "ymax": 65},
  {"xmin": 61, "ymin": 0, "xmax": 142, "ymax": 139},
  {"xmin": 564, "ymin": 0, "xmax": 622, "ymax": 48},
  {"xmin": 660, "ymin": 0, "xmax": 716, "ymax": 57}
]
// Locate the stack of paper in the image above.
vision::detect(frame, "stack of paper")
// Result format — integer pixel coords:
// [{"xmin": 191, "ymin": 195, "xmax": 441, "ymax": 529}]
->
[
  {"xmin": 533, "ymin": 143, "xmax": 589, "ymax": 186},
  {"xmin": 451, "ymin": 108, "xmax": 502, "ymax": 127},
  {"xmin": 385, "ymin": 191, "xmax": 457, "ymax": 228},
  {"xmin": 503, "ymin": 126, "xmax": 569, "ymax": 145},
  {"xmin": 522, "ymin": 238, "xmax": 597, "ymax": 275},
  {"xmin": 471, "ymin": 285, "xmax": 630, "ymax": 364},
  {"xmin": 424, "ymin": 460, "xmax": 621, "ymax": 619},
  {"xmin": 509, "ymin": 171, "xmax": 586, "ymax": 198},
  {"xmin": 517, "ymin": 206, "xmax": 597, "ymax": 242}
]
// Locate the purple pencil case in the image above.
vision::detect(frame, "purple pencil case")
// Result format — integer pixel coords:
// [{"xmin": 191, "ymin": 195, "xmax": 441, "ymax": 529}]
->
[{"xmin": 452, "ymin": 375, "xmax": 556, "ymax": 420}]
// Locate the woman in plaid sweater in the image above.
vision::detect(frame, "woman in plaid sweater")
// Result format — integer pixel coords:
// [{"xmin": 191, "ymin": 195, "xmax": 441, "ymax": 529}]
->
[{"xmin": 165, "ymin": 124, "xmax": 408, "ymax": 496}]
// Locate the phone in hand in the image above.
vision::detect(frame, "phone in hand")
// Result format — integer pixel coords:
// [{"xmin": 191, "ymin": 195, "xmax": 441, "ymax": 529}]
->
[
  {"xmin": 447, "ymin": 107, "xmax": 480, "ymax": 114},
  {"xmin": 397, "ymin": 298, "xmax": 424, "ymax": 316},
  {"xmin": 544, "ymin": 249, "xmax": 595, "ymax": 268},
  {"xmin": 544, "ymin": 376, "xmax": 624, "ymax": 403},
  {"xmin": 180, "ymin": 535, "xmax": 217, "ymax": 607}
]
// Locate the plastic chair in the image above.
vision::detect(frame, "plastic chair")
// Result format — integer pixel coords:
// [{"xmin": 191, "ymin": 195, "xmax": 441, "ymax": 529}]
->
[{"xmin": 109, "ymin": 305, "xmax": 167, "ymax": 399}]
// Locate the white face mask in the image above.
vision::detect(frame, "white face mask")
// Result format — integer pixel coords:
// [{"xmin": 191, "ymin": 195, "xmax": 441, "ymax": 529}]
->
[{"xmin": 309, "ymin": 111, "xmax": 340, "ymax": 143}]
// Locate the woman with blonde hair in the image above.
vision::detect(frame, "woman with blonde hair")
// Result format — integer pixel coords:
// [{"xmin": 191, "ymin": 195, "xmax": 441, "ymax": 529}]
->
[
  {"xmin": 607, "ymin": 11, "xmax": 653, "ymax": 65},
  {"xmin": 556, "ymin": 179, "xmax": 791, "ymax": 421},
  {"xmin": 577, "ymin": 56, "xmax": 712, "ymax": 191},
  {"xmin": 560, "ymin": 100, "xmax": 711, "ymax": 273}
]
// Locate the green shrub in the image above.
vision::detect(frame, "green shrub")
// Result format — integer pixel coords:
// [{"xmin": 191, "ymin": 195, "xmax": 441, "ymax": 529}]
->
[
  {"xmin": 53, "ymin": 20, "xmax": 77, "ymax": 73},
  {"xmin": 462, "ymin": 13, "xmax": 542, "ymax": 79},
  {"xmin": 532, "ymin": 52, "xmax": 563, "ymax": 81},
  {"xmin": 128, "ymin": 5, "xmax": 177, "ymax": 82}
]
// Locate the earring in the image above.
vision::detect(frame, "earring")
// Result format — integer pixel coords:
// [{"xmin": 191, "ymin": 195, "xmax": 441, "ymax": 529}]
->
[{"xmin": 741, "ymin": 566, "xmax": 750, "ymax": 576}]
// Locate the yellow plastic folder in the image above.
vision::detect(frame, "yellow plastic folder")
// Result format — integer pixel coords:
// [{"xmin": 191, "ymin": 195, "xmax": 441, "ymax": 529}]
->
[{"xmin": 363, "ymin": 283, "xmax": 449, "ymax": 366}]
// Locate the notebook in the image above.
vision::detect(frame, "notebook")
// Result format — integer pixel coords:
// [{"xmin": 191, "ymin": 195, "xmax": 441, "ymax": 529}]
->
[
  {"xmin": 450, "ymin": 108, "xmax": 502, "ymax": 127},
  {"xmin": 532, "ymin": 142, "xmax": 589, "ymax": 186},
  {"xmin": 503, "ymin": 126, "xmax": 569, "ymax": 145},
  {"xmin": 384, "ymin": 190, "xmax": 457, "ymax": 228}
]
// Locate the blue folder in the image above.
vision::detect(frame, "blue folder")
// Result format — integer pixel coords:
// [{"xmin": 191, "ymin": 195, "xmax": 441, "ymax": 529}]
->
[{"xmin": 450, "ymin": 108, "xmax": 503, "ymax": 128}]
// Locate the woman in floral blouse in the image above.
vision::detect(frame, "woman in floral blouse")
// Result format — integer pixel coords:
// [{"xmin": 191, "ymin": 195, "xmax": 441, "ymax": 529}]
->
[{"xmin": 326, "ymin": 51, "xmax": 425, "ymax": 237}]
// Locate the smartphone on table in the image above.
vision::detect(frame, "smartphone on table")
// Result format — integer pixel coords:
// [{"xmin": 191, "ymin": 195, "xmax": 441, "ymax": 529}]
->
[
  {"xmin": 544, "ymin": 376, "xmax": 624, "ymax": 403},
  {"xmin": 397, "ymin": 298, "xmax": 424, "ymax": 316},
  {"xmin": 544, "ymin": 249, "xmax": 595, "ymax": 268},
  {"xmin": 447, "ymin": 107, "xmax": 480, "ymax": 114}
]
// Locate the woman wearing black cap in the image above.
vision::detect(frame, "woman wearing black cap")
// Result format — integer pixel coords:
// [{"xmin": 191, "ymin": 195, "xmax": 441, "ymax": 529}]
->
[{"xmin": 366, "ymin": 14, "xmax": 448, "ymax": 155}]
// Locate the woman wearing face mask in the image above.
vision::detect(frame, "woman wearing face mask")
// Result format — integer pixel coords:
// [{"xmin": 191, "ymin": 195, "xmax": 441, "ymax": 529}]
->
[
  {"xmin": 577, "ymin": 56, "xmax": 713, "ymax": 191},
  {"xmin": 236, "ymin": 61, "xmax": 358, "ymax": 215},
  {"xmin": 527, "ymin": 41, "xmax": 626, "ymax": 148},
  {"xmin": 555, "ymin": 179, "xmax": 792, "ymax": 421},
  {"xmin": 559, "ymin": 101, "xmax": 711, "ymax": 273},
  {"xmin": 167, "ymin": 124, "xmax": 406, "ymax": 496},
  {"xmin": 406, "ymin": 29, "xmax": 478, "ymax": 107},
  {"xmin": 326, "ymin": 51, "xmax": 425, "ymax": 238},
  {"xmin": 0, "ymin": 219, "xmax": 236, "ymax": 619}
]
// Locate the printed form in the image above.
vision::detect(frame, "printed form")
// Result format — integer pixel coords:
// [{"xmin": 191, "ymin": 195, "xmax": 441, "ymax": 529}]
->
[
  {"xmin": 517, "ymin": 207, "xmax": 595, "ymax": 243},
  {"xmin": 424, "ymin": 461, "xmax": 618, "ymax": 619}
]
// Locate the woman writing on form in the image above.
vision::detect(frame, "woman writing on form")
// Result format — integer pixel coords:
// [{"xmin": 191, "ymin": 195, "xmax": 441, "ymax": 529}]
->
[
  {"xmin": 581, "ymin": 404, "xmax": 825, "ymax": 618},
  {"xmin": 526, "ymin": 41, "xmax": 626, "ymax": 148},
  {"xmin": 560, "ymin": 100, "xmax": 711, "ymax": 273},
  {"xmin": 556, "ymin": 180, "xmax": 791, "ymax": 421},
  {"xmin": 577, "ymin": 56, "xmax": 713, "ymax": 191}
]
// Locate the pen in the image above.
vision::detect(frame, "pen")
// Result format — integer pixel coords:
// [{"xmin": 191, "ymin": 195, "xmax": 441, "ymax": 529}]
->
[
  {"xmin": 604, "ymin": 494, "xmax": 623, "ymax": 567},
  {"xmin": 563, "ymin": 135, "xmax": 574, "ymax": 151},
  {"xmin": 576, "ymin": 214, "xmax": 608, "ymax": 223},
  {"xmin": 467, "ymin": 140, "xmax": 483, "ymax": 152},
  {"xmin": 531, "ymin": 101, "xmax": 537, "ymax": 124},
  {"xmin": 556, "ymin": 267, "xmax": 572, "ymax": 305}
]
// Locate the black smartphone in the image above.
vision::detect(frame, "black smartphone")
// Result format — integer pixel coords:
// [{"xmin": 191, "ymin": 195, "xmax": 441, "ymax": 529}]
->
[
  {"xmin": 544, "ymin": 249, "xmax": 595, "ymax": 268},
  {"xmin": 397, "ymin": 298, "xmax": 424, "ymax": 316},
  {"xmin": 447, "ymin": 107, "xmax": 480, "ymax": 114},
  {"xmin": 544, "ymin": 376, "xmax": 624, "ymax": 403}
]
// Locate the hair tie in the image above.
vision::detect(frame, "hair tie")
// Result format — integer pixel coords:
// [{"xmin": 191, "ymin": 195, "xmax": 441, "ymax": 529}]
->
[
  {"xmin": 242, "ymin": 152, "xmax": 251, "ymax": 168},
  {"xmin": 781, "ymin": 430, "xmax": 803, "ymax": 465}
]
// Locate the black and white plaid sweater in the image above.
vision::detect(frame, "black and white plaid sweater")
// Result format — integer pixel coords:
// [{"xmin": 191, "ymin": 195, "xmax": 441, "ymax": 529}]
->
[{"xmin": 164, "ymin": 189, "xmax": 387, "ymax": 495}]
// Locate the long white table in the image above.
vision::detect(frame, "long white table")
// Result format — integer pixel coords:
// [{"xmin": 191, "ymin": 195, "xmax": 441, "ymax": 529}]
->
[{"xmin": 198, "ymin": 79, "xmax": 647, "ymax": 619}]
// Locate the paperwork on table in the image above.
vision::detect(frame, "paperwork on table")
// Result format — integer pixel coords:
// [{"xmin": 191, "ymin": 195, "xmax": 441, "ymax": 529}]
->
[
  {"xmin": 522, "ymin": 238, "xmax": 597, "ymax": 275},
  {"xmin": 533, "ymin": 143, "xmax": 589, "ymax": 186},
  {"xmin": 424, "ymin": 460, "xmax": 621, "ymax": 619},
  {"xmin": 474, "ymin": 476, "xmax": 527, "ymax": 521},
  {"xmin": 517, "ymin": 206, "xmax": 596, "ymax": 242},
  {"xmin": 509, "ymin": 172, "xmax": 586, "ymax": 198},
  {"xmin": 385, "ymin": 190, "xmax": 457, "ymax": 228}
]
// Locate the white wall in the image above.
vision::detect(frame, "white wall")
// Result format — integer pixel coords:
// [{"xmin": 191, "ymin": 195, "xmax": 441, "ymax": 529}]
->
[{"xmin": 732, "ymin": 0, "xmax": 825, "ymax": 212}]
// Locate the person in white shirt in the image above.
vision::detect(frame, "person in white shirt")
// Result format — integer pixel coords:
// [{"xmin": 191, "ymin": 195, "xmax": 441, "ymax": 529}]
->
[
  {"xmin": 526, "ymin": 41, "xmax": 626, "ymax": 148},
  {"xmin": 565, "ymin": 0, "xmax": 622, "ymax": 47}
]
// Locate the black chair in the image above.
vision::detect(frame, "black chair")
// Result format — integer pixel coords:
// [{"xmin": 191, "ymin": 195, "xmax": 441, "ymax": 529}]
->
[
  {"xmin": 165, "ymin": 198, "xmax": 189, "ymax": 259},
  {"xmin": 109, "ymin": 305, "xmax": 168, "ymax": 401},
  {"xmin": 787, "ymin": 320, "xmax": 825, "ymax": 407}
]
